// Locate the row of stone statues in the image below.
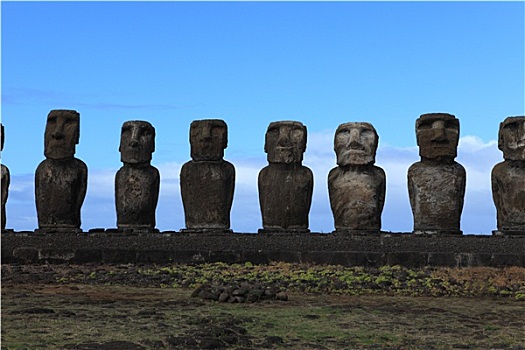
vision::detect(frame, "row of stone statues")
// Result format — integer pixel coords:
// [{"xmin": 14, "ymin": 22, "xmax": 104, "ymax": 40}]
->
[{"xmin": 1, "ymin": 111, "xmax": 524, "ymax": 235}]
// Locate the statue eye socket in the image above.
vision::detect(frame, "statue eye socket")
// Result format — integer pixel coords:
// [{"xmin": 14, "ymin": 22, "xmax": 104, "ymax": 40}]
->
[
  {"xmin": 361, "ymin": 129, "xmax": 374, "ymax": 138},
  {"xmin": 211, "ymin": 126, "xmax": 224, "ymax": 136},
  {"xmin": 267, "ymin": 128, "xmax": 279, "ymax": 137},
  {"xmin": 141, "ymin": 127, "xmax": 152, "ymax": 137},
  {"xmin": 444, "ymin": 120, "xmax": 459, "ymax": 130},
  {"xmin": 291, "ymin": 128, "xmax": 303, "ymax": 140},
  {"xmin": 504, "ymin": 122, "xmax": 519, "ymax": 131},
  {"xmin": 418, "ymin": 121, "xmax": 433, "ymax": 130}
]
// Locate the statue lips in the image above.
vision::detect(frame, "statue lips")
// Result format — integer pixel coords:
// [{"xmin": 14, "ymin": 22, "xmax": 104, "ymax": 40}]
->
[
  {"xmin": 275, "ymin": 146, "xmax": 295, "ymax": 164},
  {"xmin": 121, "ymin": 141, "xmax": 150, "ymax": 164},
  {"xmin": 46, "ymin": 138, "xmax": 73, "ymax": 160},
  {"xmin": 340, "ymin": 142, "xmax": 367, "ymax": 159},
  {"xmin": 348, "ymin": 141, "xmax": 366, "ymax": 153}
]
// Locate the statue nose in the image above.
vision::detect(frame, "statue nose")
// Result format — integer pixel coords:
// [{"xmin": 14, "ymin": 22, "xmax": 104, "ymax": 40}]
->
[
  {"xmin": 277, "ymin": 129, "xmax": 291, "ymax": 146},
  {"xmin": 431, "ymin": 123, "xmax": 447, "ymax": 143},
  {"xmin": 52, "ymin": 131, "xmax": 64, "ymax": 140},
  {"xmin": 347, "ymin": 129, "xmax": 361, "ymax": 146},
  {"xmin": 130, "ymin": 128, "xmax": 141, "ymax": 147},
  {"xmin": 200, "ymin": 126, "xmax": 213, "ymax": 142},
  {"xmin": 349, "ymin": 140, "xmax": 361, "ymax": 148},
  {"xmin": 52, "ymin": 123, "xmax": 65, "ymax": 139}
]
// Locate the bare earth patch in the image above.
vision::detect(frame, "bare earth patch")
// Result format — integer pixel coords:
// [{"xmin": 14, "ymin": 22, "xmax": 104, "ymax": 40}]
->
[{"xmin": 2, "ymin": 263, "xmax": 525, "ymax": 349}]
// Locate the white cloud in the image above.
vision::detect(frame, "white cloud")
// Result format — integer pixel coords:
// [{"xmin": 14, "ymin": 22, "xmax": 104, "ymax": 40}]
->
[{"xmin": 4, "ymin": 134, "xmax": 502, "ymax": 234}]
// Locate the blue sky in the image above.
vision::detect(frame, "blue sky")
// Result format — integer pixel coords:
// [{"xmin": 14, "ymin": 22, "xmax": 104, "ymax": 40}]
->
[{"xmin": 1, "ymin": 1, "xmax": 524, "ymax": 233}]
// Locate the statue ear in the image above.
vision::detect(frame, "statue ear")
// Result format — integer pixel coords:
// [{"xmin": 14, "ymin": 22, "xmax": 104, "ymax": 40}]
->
[
  {"xmin": 1, "ymin": 123, "xmax": 4, "ymax": 151},
  {"xmin": 151, "ymin": 125, "xmax": 156, "ymax": 153},
  {"xmin": 302, "ymin": 125, "xmax": 307, "ymax": 152},
  {"xmin": 223, "ymin": 125, "xmax": 228, "ymax": 150},
  {"xmin": 498, "ymin": 122, "xmax": 504, "ymax": 152},
  {"xmin": 374, "ymin": 129, "xmax": 379, "ymax": 153},
  {"xmin": 415, "ymin": 120, "xmax": 421, "ymax": 146},
  {"xmin": 75, "ymin": 123, "xmax": 80, "ymax": 145},
  {"xmin": 264, "ymin": 130, "xmax": 269, "ymax": 154}
]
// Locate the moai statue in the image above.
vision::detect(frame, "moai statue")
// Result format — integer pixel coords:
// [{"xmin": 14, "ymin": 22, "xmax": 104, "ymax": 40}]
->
[
  {"xmin": 35, "ymin": 110, "xmax": 87, "ymax": 232},
  {"xmin": 180, "ymin": 119, "xmax": 235, "ymax": 232},
  {"xmin": 115, "ymin": 121, "xmax": 160, "ymax": 232},
  {"xmin": 1, "ymin": 123, "xmax": 10, "ymax": 232},
  {"xmin": 258, "ymin": 121, "xmax": 313, "ymax": 233},
  {"xmin": 328, "ymin": 122, "xmax": 386, "ymax": 233},
  {"xmin": 491, "ymin": 116, "xmax": 525, "ymax": 235},
  {"xmin": 408, "ymin": 113, "xmax": 466, "ymax": 235}
]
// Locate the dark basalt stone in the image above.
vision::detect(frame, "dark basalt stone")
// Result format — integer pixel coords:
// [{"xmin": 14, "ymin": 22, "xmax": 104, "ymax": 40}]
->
[
  {"xmin": 180, "ymin": 119, "xmax": 235, "ymax": 232},
  {"xmin": 328, "ymin": 122, "xmax": 385, "ymax": 233},
  {"xmin": 492, "ymin": 116, "xmax": 525, "ymax": 235},
  {"xmin": 408, "ymin": 113, "xmax": 466, "ymax": 234},
  {"xmin": 115, "ymin": 121, "xmax": 160, "ymax": 232},
  {"xmin": 258, "ymin": 121, "xmax": 313, "ymax": 232},
  {"xmin": 35, "ymin": 110, "xmax": 87, "ymax": 232},
  {"xmin": 1, "ymin": 123, "xmax": 10, "ymax": 231}
]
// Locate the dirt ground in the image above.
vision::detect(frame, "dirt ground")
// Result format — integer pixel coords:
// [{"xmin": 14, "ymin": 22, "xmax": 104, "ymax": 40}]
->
[{"xmin": 2, "ymin": 263, "xmax": 525, "ymax": 350}]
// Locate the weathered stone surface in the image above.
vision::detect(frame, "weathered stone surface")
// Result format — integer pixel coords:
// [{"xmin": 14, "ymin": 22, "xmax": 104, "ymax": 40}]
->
[
  {"xmin": 492, "ymin": 116, "xmax": 525, "ymax": 235},
  {"xmin": 1, "ymin": 123, "xmax": 10, "ymax": 231},
  {"xmin": 2, "ymin": 232, "xmax": 525, "ymax": 267},
  {"xmin": 408, "ymin": 113, "xmax": 466, "ymax": 234},
  {"xmin": 328, "ymin": 122, "xmax": 385, "ymax": 233},
  {"xmin": 35, "ymin": 110, "xmax": 87, "ymax": 232},
  {"xmin": 115, "ymin": 121, "xmax": 159, "ymax": 232},
  {"xmin": 180, "ymin": 119, "xmax": 235, "ymax": 232},
  {"xmin": 258, "ymin": 121, "xmax": 313, "ymax": 233}
]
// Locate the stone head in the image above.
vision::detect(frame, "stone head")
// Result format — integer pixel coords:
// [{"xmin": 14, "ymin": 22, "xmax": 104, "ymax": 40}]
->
[
  {"xmin": 498, "ymin": 116, "xmax": 525, "ymax": 161},
  {"xmin": 190, "ymin": 119, "xmax": 228, "ymax": 161},
  {"xmin": 265, "ymin": 121, "xmax": 307, "ymax": 164},
  {"xmin": 119, "ymin": 120, "xmax": 156, "ymax": 164},
  {"xmin": 416, "ymin": 113, "xmax": 459, "ymax": 161},
  {"xmin": 1, "ymin": 123, "xmax": 4, "ymax": 152},
  {"xmin": 44, "ymin": 110, "xmax": 80, "ymax": 160},
  {"xmin": 334, "ymin": 122, "xmax": 378, "ymax": 166}
]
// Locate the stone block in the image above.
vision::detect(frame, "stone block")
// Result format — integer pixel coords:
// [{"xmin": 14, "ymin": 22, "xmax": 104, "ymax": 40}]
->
[
  {"xmin": 386, "ymin": 252, "xmax": 427, "ymax": 268},
  {"xmin": 102, "ymin": 249, "xmax": 137, "ymax": 264}
]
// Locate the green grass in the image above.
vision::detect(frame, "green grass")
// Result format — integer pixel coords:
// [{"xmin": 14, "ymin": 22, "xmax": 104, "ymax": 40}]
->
[
  {"xmin": 2, "ymin": 263, "xmax": 525, "ymax": 349},
  {"xmin": 3, "ymin": 283, "xmax": 525, "ymax": 350}
]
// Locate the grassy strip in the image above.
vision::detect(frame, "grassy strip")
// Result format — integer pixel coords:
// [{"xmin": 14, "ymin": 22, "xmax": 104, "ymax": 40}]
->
[
  {"xmin": 138, "ymin": 263, "xmax": 525, "ymax": 299},
  {"xmin": 48, "ymin": 262, "xmax": 525, "ymax": 299},
  {"xmin": 2, "ymin": 285, "xmax": 525, "ymax": 350}
]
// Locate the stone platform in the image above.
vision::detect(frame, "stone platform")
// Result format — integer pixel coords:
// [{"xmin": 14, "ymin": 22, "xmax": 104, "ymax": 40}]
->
[{"xmin": 1, "ymin": 231, "xmax": 524, "ymax": 268}]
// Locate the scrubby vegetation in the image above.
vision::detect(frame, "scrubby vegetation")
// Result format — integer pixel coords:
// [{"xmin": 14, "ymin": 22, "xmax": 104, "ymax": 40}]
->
[
  {"xmin": 117, "ymin": 262, "xmax": 525, "ymax": 299},
  {"xmin": 2, "ymin": 263, "xmax": 525, "ymax": 349}
]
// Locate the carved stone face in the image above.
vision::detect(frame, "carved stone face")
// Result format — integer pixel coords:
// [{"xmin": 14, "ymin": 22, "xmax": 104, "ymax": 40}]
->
[
  {"xmin": 416, "ymin": 113, "xmax": 459, "ymax": 161},
  {"xmin": 499, "ymin": 116, "xmax": 525, "ymax": 161},
  {"xmin": 190, "ymin": 119, "xmax": 227, "ymax": 161},
  {"xmin": 265, "ymin": 121, "xmax": 307, "ymax": 164},
  {"xmin": 44, "ymin": 110, "xmax": 80, "ymax": 160},
  {"xmin": 119, "ymin": 121, "xmax": 155, "ymax": 164},
  {"xmin": 334, "ymin": 122, "xmax": 378, "ymax": 166}
]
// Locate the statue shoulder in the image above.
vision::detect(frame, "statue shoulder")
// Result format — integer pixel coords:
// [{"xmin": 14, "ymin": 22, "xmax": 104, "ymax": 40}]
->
[
  {"xmin": 491, "ymin": 161, "xmax": 508, "ymax": 179},
  {"xmin": 407, "ymin": 161, "xmax": 423, "ymax": 174},
  {"xmin": 451, "ymin": 161, "xmax": 466, "ymax": 175},
  {"xmin": 327, "ymin": 167, "xmax": 341, "ymax": 181},
  {"xmin": 222, "ymin": 160, "xmax": 236, "ymax": 173},
  {"xmin": 372, "ymin": 165, "xmax": 386, "ymax": 178}
]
